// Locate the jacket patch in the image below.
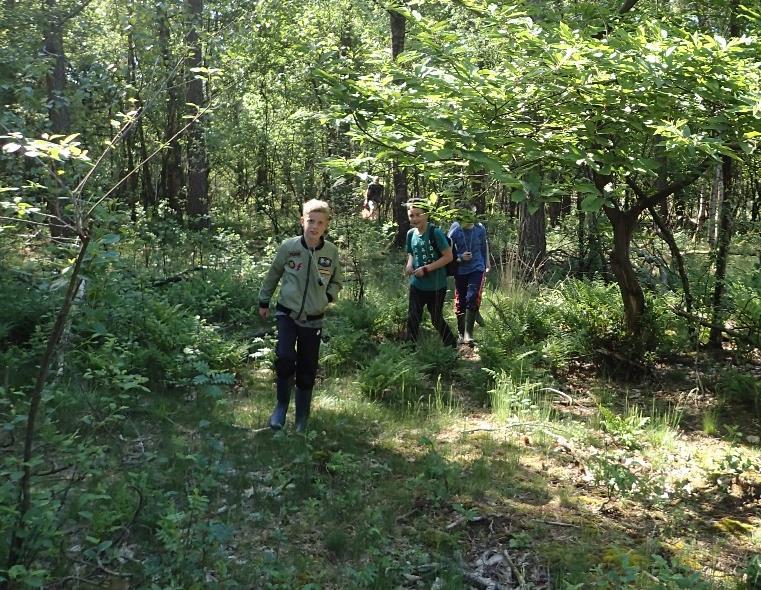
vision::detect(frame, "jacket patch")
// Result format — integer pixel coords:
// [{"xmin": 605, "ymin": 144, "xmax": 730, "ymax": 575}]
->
[
  {"xmin": 288, "ymin": 260, "xmax": 304, "ymax": 270},
  {"xmin": 288, "ymin": 250, "xmax": 301, "ymax": 256},
  {"xmin": 318, "ymin": 257, "xmax": 332, "ymax": 267}
]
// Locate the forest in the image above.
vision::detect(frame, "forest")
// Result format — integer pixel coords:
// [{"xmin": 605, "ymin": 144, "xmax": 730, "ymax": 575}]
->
[{"xmin": 0, "ymin": 0, "xmax": 760, "ymax": 588}]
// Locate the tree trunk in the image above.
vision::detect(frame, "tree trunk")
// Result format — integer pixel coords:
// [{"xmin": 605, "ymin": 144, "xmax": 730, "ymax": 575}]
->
[
  {"xmin": 708, "ymin": 163, "xmax": 722, "ymax": 248},
  {"xmin": 749, "ymin": 161, "xmax": 760, "ymax": 223},
  {"xmin": 708, "ymin": 156, "xmax": 736, "ymax": 349},
  {"xmin": 390, "ymin": 6, "xmax": 408, "ymax": 246},
  {"xmin": 471, "ymin": 168, "xmax": 487, "ymax": 214},
  {"xmin": 125, "ymin": 8, "xmax": 155, "ymax": 210},
  {"xmin": 390, "ymin": 7, "xmax": 406, "ymax": 59},
  {"xmin": 518, "ymin": 201, "xmax": 546, "ymax": 277},
  {"xmin": 392, "ymin": 160, "xmax": 409, "ymax": 245},
  {"xmin": 604, "ymin": 207, "xmax": 646, "ymax": 333},
  {"xmin": 185, "ymin": 0, "xmax": 209, "ymax": 228},
  {"xmin": 43, "ymin": 0, "xmax": 71, "ymax": 237},
  {"xmin": 694, "ymin": 184, "xmax": 708, "ymax": 238},
  {"xmin": 157, "ymin": 4, "xmax": 183, "ymax": 216},
  {"xmin": 576, "ymin": 194, "xmax": 587, "ymax": 275}
]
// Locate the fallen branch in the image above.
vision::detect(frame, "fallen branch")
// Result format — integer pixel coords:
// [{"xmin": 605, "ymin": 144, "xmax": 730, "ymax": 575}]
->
[
  {"xmin": 502, "ymin": 550, "xmax": 526, "ymax": 587},
  {"xmin": 669, "ymin": 306, "xmax": 755, "ymax": 342},
  {"xmin": 537, "ymin": 519, "xmax": 580, "ymax": 528},
  {"xmin": 461, "ymin": 570, "xmax": 501, "ymax": 589},
  {"xmin": 541, "ymin": 387, "xmax": 574, "ymax": 405}
]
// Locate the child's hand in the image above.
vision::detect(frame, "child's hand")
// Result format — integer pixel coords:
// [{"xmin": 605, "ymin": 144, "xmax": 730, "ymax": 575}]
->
[
  {"xmin": 259, "ymin": 307, "xmax": 269, "ymax": 320},
  {"xmin": 404, "ymin": 262, "xmax": 414, "ymax": 276},
  {"xmin": 413, "ymin": 265, "xmax": 429, "ymax": 278}
]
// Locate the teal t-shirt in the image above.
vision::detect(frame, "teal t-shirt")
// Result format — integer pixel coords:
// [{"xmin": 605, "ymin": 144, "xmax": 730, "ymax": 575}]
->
[{"xmin": 406, "ymin": 224, "xmax": 450, "ymax": 291}]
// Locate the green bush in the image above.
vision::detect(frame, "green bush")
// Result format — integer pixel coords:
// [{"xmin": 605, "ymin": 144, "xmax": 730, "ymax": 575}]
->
[
  {"xmin": 322, "ymin": 318, "xmax": 377, "ymax": 376},
  {"xmin": 716, "ymin": 368, "xmax": 760, "ymax": 418},
  {"xmin": 357, "ymin": 342, "xmax": 428, "ymax": 404},
  {"xmin": 414, "ymin": 335, "xmax": 459, "ymax": 379},
  {"xmin": 543, "ymin": 279, "xmax": 684, "ymax": 368},
  {"xmin": 482, "ymin": 289, "xmax": 550, "ymax": 350},
  {"xmin": 745, "ymin": 554, "xmax": 761, "ymax": 590}
]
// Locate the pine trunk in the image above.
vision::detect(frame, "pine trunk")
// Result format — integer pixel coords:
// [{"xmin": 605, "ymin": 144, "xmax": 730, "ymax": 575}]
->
[{"xmin": 185, "ymin": 0, "xmax": 210, "ymax": 228}]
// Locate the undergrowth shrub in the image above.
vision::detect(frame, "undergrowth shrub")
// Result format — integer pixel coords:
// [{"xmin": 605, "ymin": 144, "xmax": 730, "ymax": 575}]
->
[
  {"xmin": 0, "ymin": 272, "xmax": 60, "ymax": 387},
  {"xmin": 727, "ymin": 277, "xmax": 761, "ymax": 351},
  {"xmin": 485, "ymin": 366, "xmax": 550, "ymax": 421},
  {"xmin": 745, "ymin": 554, "xmax": 761, "ymax": 590},
  {"xmin": 322, "ymin": 299, "xmax": 389, "ymax": 376},
  {"xmin": 164, "ymin": 268, "xmax": 261, "ymax": 326},
  {"xmin": 716, "ymin": 368, "xmax": 760, "ymax": 418},
  {"xmin": 478, "ymin": 289, "xmax": 551, "ymax": 377},
  {"xmin": 575, "ymin": 550, "xmax": 713, "ymax": 590},
  {"xmin": 544, "ymin": 279, "xmax": 684, "ymax": 370},
  {"xmin": 357, "ymin": 342, "xmax": 428, "ymax": 404},
  {"xmin": 414, "ymin": 335, "xmax": 459, "ymax": 379},
  {"xmin": 369, "ymin": 289, "xmax": 409, "ymax": 341},
  {"xmin": 73, "ymin": 276, "xmax": 240, "ymax": 392}
]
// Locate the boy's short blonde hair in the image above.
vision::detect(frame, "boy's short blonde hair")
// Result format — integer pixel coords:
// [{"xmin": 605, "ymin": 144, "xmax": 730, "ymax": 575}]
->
[{"xmin": 302, "ymin": 199, "xmax": 332, "ymax": 219}]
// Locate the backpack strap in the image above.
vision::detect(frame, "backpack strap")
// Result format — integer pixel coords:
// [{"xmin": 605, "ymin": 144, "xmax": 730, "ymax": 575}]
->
[{"xmin": 428, "ymin": 224, "xmax": 442, "ymax": 258}]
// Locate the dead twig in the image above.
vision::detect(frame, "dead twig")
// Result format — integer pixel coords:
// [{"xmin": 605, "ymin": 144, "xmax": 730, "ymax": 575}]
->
[
  {"xmin": 502, "ymin": 550, "xmax": 526, "ymax": 587},
  {"xmin": 536, "ymin": 519, "xmax": 580, "ymax": 528}
]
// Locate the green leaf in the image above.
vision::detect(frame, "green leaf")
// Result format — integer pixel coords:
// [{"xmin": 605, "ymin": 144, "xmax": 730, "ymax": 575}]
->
[
  {"xmin": 580, "ymin": 195, "xmax": 605, "ymax": 212},
  {"xmin": 2, "ymin": 142, "xmax": 22, "ymax": 154}
]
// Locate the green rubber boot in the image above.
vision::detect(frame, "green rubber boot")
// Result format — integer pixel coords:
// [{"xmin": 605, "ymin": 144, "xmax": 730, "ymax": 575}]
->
[
  {"xmin": 295, "ymin": 388, "xmax": 313, "ymax": 433},
  {"xmin": 268, "ymin": 378, "xmax": 291, "ymax": 430},
  {"xmin": 464, "ymin": 309, "xmax": 477, "ymax": 346}
]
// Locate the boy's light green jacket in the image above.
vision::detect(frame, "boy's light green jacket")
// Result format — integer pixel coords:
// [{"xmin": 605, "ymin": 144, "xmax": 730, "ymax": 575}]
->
[{"xmin": 258, "ymin": 236, "xmax": 342, "ymax": 320}]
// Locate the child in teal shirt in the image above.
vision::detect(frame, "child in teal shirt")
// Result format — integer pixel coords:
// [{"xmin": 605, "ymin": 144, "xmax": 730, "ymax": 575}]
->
[{"xmin": 404, "ymin": 202, "xmax": 457, "ymax": 347}]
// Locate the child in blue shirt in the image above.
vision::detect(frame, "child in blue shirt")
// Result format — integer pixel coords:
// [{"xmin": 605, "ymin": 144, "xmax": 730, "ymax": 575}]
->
[{"xmin": 448, "ymin": 205, "xmax": 489, "ymax": 345}]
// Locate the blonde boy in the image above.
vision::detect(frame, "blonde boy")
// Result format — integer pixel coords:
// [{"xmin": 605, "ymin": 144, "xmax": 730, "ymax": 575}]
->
[{"xmin": 258, "ymin": 199, "xmax": 342, "ymax": 432}]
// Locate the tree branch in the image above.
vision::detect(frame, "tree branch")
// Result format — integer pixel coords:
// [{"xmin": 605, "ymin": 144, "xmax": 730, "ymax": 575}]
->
[{"xmin": 627, "ymin": 160, "xmax": 711, "ymax": 215}]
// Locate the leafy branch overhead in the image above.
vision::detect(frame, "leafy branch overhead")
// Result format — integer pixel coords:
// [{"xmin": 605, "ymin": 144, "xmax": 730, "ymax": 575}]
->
[{"xmin": 320, "ymin": 5, "xmax": 761, "ymax": 206}]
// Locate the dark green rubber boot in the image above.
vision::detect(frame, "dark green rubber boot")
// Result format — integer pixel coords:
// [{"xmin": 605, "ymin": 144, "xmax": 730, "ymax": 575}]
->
[
  {"xmin": 269, "ymin": 378, "xmax": 291, "ymax": 430},
  {"xmin": 294, "ymin": 387, "xmax": 313, "ymax": 433},
  {"xmin": 464, "ymin": 309, "xmax": 477, "ymax": 346}
]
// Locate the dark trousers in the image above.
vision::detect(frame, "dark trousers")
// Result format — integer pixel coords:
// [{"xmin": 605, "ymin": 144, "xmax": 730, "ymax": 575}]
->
[
  {"xmin": 275, "ymin": 315, "xmax": 321, "ymax": 390},
  {"xmin": 453, "ymin": 270, "xmax": 485, "ymax": 315},
  {"xmin": 406, "ymin": 285, "xmax": 457, "ymax": 346}
]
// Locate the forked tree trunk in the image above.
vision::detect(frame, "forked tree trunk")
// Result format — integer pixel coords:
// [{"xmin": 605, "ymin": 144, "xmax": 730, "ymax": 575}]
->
[{"xmin": 604, "ymin": 206, "xmax": 646, "ymax": 333}]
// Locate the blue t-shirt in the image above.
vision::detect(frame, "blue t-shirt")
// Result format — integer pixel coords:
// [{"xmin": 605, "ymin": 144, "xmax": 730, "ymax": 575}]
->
[
  {"xmin": 406, "ymin": 224, "xmax": 450, "ymax": 291},
  {"xmin": 448, "ymin": 222, "xmax": 487, "ymax": 275}
]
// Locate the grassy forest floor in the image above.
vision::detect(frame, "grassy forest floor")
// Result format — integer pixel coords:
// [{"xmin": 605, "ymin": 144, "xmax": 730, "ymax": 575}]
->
[
  {"xmin": 124, "ymin": 340, "xmax": 760, "ymax": 590},
  {"xmin": 2, "ymin": 224, "xmax": 759, "ymax": 589}
]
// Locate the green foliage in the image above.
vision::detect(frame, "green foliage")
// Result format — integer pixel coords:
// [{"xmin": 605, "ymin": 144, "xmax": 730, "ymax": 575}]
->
[
  {"xmin": 543, "ymin": 279, "xmax": 686, "ymax": 367},
  {"xmin": 413, "ymin": 334, "xmax": 459, "ymax": 380},
  {"xmin": 357, "ymin": 342, "xmax": 428, "ymax": 405},
  {"xmin": 321, "ymin": 300, "xmax": 380, "ymax": 376},
  {"xmin": 485, "ymin": 367, "xmax": 549, "ymax": 422},
  {"xmin": 596, "ymin": 405, "xmax": 651, "ymax": 451},
  {"xmin": 479, "ymin": 289, "xmax": 550, "ymax": 359},
  {"xmin": 587, "ymin": 552, "xmax": 712, "ymax": 590},
  {"xmin": 745, "ymin": 554, "xmax": 761, "ymax": 590},
  {"xmin": 405, "ymin": 437, "xmax": 459, "ymax": 506},
  {"xmin": 716, "ymin": 368, "xmax": 761, "ymax": 417}
]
